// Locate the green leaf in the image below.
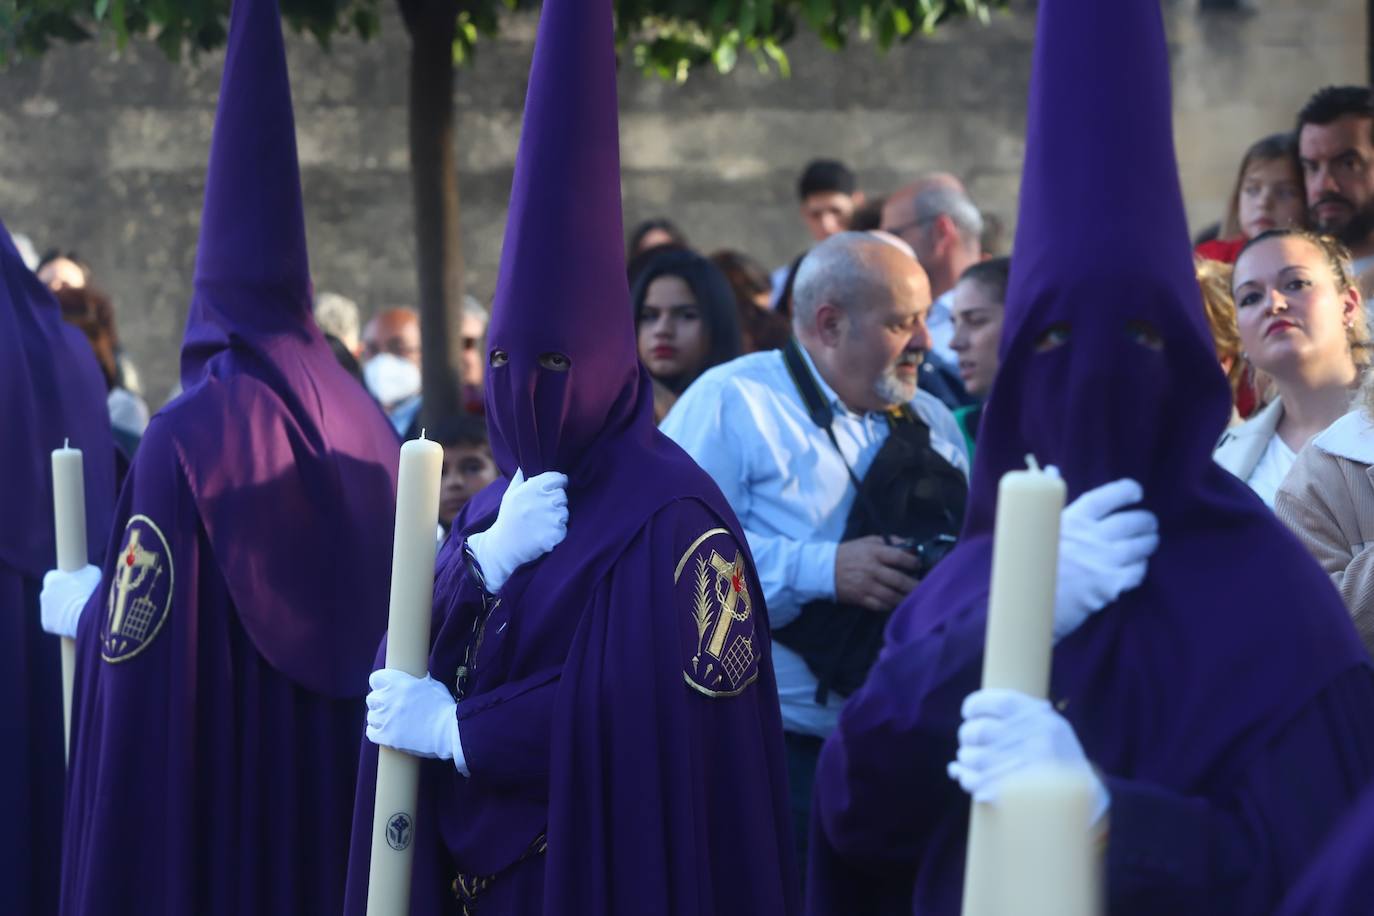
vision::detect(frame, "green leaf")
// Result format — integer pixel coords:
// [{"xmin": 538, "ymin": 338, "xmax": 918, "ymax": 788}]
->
[
  {"xmin": 711, "ymin": 33, "xmax": 737, "ymax": 72},
  {"xmin": 708, "ymin": 0, "xmax": 730, "ymax": 31},
  {"xmin": 738, "ymin": 0, "xmax": 755, "ymax": 37},
  {"xmin": 892, "ymin": 6, "xmax": 913, "ymax": 35},
  {"xmin": 756, "ymin": 0, "xmax": 773, "ymax": 33}
]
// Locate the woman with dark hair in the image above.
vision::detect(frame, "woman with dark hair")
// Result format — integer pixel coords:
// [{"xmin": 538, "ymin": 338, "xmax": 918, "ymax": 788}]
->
[
  {"xmin": 631, "ymin": 247, "xmax": 743, "ymax": 404},
  {"xmin": 710, "ymin": 248, "xmax": 792, "ymax": 352},
  {"xmin": 626, "ymin": 217, "xmax": 690, "ymax": 261},
  {"xmin": 54, "ymin": 284, "xmax": 149, "ymax": 461}
]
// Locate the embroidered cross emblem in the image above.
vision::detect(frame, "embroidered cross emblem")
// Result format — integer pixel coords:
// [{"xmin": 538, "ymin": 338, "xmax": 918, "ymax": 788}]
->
[
  {"xmin": 706, "ymin": 550, "xmax": 752, "ymax": 659},
  {"xmin": 110, "ymin": 529, "xmax": 156, "ymax": 637}
]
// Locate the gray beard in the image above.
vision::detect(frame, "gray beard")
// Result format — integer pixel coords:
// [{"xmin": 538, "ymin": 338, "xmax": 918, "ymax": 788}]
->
[{"xmin": 874, "ymin": 364, "xmax": 918, "ymax": 405}]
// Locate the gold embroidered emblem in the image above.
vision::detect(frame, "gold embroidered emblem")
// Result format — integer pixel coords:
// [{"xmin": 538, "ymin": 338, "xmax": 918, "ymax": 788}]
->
[
  {"xmin": 101, "ymin": 514, "xmax": 174, "ymax": 663},
  {"xmin": 675, "ymin": 528, "xmax": 759, "ymax": 698}
]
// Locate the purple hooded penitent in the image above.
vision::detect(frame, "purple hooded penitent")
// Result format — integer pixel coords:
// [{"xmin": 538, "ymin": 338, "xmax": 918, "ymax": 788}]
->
[
  {"xmin": 343, "ymin": 0, "xmax": 798, "ymax": 911},
  {"xmin": 60, "ymin": 0, "xmax": 399, "ymax": 911},
  {"xmin": 0, "ymin": 219, "xmax": 115, "ymax": 916},
  {"xmin": 807, "ymin": 0, "xmax": 1374, "ymax": 913}
]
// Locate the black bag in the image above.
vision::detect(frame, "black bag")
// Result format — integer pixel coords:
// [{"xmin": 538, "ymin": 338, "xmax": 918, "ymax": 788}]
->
[{"xmin": 771, "ymin": 339, "xmax": 968, "ymax": 702}]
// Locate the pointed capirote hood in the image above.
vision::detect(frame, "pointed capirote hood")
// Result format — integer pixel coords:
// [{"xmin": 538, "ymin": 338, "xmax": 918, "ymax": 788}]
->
[
  {"xmin": 965, "ymin": 0, "xmax": 1233, "ymax": 528},
  {"xmin": 160, "ymin": 0, "xmax": 401, "ymax": 699},
  {"xmin": 878, "ymin": 0, "xmax": 1369, "ymax": 870},
  {"xmin": 181, "ymin": 0, "xmax": 311, "ymax": 384},
  {"xmin": 0, "ymin": 217, "xmax": 115, "ymax": 578},
  {"xmin": 482, "ymin": 0, "xmax": 649, "ymax": 478}
]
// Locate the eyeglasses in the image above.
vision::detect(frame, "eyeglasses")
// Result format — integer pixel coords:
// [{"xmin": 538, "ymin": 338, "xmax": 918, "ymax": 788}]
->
[{"xmin": 884, "ymin": 216, "xmax": 937, "ymax": 238}]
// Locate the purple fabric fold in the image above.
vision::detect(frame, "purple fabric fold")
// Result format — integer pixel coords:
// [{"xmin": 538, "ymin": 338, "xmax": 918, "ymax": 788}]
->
[{"xmin": 174, "ymin": 0, "xmax": 398, "ymax": 697}]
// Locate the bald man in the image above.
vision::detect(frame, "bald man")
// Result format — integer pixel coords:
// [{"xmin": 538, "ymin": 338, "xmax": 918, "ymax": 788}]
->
[
  {"xmin": 662, "ymin": 231, "xmax": 969, "ymax": 868},
  {"xmin": 361, "ymin": 306, "xmax": 422, "ymax": 437}
]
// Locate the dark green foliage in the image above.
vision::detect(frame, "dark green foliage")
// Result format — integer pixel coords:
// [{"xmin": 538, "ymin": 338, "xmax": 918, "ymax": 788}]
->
[{"xmin": 1, "ymin": 0, "xmax": 1007, "ymax": 75}]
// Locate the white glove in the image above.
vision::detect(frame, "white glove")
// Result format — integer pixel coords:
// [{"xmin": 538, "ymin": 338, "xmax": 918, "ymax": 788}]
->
[
  {"xmin": 947, "ymin": 688, "xmax": 1109, "ymax": 824},
  {"xmin": 40, "ymin": 564, "xmax": 102, "ymax": 639},
  {"xmin": 1053, "ymin": 476, "xmax": 1158, "ymax": 641},
  {"xmin": 466, "ymin": 468, "xmax": 569, "ymax": 592},
  {"xmin": 365, "ymin": 669, "xmax": 468, "ymax": 773}
]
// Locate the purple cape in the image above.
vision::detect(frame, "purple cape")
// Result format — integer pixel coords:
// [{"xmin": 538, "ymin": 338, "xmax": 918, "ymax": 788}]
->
[
  {"xmin": 344, "ymin": 0, "xmax": 798, "ymax": 909},
  {"xmin": 807, "ymin": 0, "xmax": 1374, "ymax": 912},
  {"xmin": 1276, "ymin": 779, "xmax": 1374, "ymax": 915},
  {"xmin": 60, "ymin": 0, "xmax": 398, "ymax": 910},
  {"xmin": 61, "ymin": 417, "xmax": 368, "ymax": 915},
  {"xmin": 177, "ymin": 0, "xmax": 399, "ymax": 699},
  {"xmin": 0, "ymin": 218, "xmax": 115, "ymax": 916}
]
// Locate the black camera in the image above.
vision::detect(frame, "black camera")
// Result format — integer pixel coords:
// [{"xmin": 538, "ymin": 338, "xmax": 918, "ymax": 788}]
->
[{"xmin": 896, "ymin": 534, "xmax": 958, "ymax": 577}]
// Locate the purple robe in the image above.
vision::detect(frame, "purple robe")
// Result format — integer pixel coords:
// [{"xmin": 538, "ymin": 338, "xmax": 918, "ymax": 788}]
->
[
  {"xmin": 59, "ymin": 0, "xmax": 399, "ymax": 910},
  {"xmin": 807, "ymin": 0, "xmax": 1374, "ymax": 912},
  {"xmin": 1276, "ymin": 779, "xmax": 1374, "ymax": 915},
  {"xmin": 0, "ymin": 218, "xmax": 115, "ymax": 916},
  {"xmin": 61, "ymin": 414, "xmax": 373, "ymax": 915},
  {"xmin": 344, "ymin": 0, "xmax": 798, "ymax": 907},
  {"xmin": 346, "ymin": 458, "xmax": 798, "ymax": 914}
]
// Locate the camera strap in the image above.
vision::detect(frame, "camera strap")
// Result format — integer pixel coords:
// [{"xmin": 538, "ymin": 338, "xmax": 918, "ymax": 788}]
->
[{"xmin": 781, "ymin": 337, "xmax": 911, "ymax": 541}]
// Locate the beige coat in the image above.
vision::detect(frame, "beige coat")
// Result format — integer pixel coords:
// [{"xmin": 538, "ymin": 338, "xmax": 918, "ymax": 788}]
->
[{"xmin": 1275, "ymin": 409, "xmax": 1374, "ymax": 654}]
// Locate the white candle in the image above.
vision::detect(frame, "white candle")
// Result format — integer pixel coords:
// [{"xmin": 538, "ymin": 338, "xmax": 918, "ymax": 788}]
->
[
  {"xmin": 51, "ymin": 441, "xmax": 87, "ymax": 762},
  {"xmin": 961, "ymin": 456, "xmax": 1065, "ymax": 916},
  {"xmin": 367, "ymin": 433, "xmax": 443, "ymax": 916},
  {"xmin": 995, "ymin": 766, "xmax": 1101, "ymax": 916},
  {"xmin": 52, "ymin": 442, "xmax": 87, "ymax": 573}
]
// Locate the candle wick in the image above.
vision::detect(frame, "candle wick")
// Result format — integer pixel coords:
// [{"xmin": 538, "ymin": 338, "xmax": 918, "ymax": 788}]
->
[
  {"xmin": 1025, "ymin": 453, "xmax": 1041, "ymax": 472},
  {"xmin": 419, "ymin": 428, "xmax": 427, "ymax": 441}
]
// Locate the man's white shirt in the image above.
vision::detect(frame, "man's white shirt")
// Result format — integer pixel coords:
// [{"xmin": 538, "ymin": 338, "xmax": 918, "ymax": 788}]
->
[{"xmin": 660, "ymin": 347, "xmax": 968, "ymax": 738}]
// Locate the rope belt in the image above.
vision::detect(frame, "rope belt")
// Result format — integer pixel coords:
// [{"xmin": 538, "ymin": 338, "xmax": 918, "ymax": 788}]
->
[{"xmin": 451, "ymin": 832, "xmax": 549, "ymax": 916}]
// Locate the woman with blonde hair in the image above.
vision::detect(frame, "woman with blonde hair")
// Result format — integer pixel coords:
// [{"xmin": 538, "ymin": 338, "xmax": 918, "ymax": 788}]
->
[
  {"xmin": 1197, "ymin": 133, "xmax": 1307, "ymax": 264},
  {"xmin": 1215, "ymin": 229, "xmax": 1368, "ymax": 505},
  {"xmin": 1195, "ymin": 256, "xmax": 1249, "ymax": 424},
  {"xmin": 1277, "ymin": 368, "xmax": 1374, "ymax": 654}
]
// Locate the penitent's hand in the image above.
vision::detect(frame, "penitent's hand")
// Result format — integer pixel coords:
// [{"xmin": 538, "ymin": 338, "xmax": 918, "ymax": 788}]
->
[
  {"xmin": 365, "ymin": 669, "xmax": 463, "ymax": 766},
  {"xmin": 1054, "ymin": 477, "xmax": 1159, "ymax": 641},
  {"xmin": 40, "ymin": 564, "xmax": 102, "ymax": 639},
  {"xmin": 466, "ymin": 468, "xmax": 569, "ymax": 592},
  {"xmin": 834, "ymin": 535, "xmax": 921, "ymax": 612},
  {"xmin": 947, "ymin": 688, "xmax": 1109, "ymax": 824}
]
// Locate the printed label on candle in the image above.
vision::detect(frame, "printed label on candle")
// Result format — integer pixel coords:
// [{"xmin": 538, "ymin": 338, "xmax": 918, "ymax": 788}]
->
[
  {"xmin": 385, "ymin": 812, "xmax": 414, "ymax": 851},
  {"xmin": 101, "ymin": 515, "xmax": 174, "ymax": 664}
]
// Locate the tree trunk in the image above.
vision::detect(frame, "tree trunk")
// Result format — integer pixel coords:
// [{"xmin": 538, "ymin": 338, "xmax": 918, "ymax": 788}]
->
[{"xmin": 403, "ymin": 0, "xmax": 466, "ymax": 425}]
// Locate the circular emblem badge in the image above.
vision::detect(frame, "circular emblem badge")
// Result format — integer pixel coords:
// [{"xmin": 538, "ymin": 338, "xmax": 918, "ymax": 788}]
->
[
  {"xmin": 386, "ymin": 812, "xmax": 414, "ymax": 851},
  {"xmin": 101, "ymin": 514, "xmax": 174, "ymax": 663}
]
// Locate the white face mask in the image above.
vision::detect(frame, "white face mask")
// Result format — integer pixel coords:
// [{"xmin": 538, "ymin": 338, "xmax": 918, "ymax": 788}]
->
[{"xmin": 364, "ymin": 352, "xmax": 422, "ymax": 409}]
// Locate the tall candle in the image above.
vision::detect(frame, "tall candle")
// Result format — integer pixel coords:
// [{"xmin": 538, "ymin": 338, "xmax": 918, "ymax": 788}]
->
[
  {"xmin": 51, "ymin": 441, "xmax": 86, "ymax": 762},
  {"xmin": 995, "ymin": 766, "xmax": 1101, "ymax": 916},
  {"xmin": 961, "ymin": 456, "xmax": 1065, "ymax": 916},
  {"xmin": 367, "ymin": 434, "xmax": 443, "ymax": 916}
]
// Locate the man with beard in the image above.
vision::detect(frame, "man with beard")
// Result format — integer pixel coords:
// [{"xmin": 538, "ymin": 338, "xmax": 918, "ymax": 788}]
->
[
  {"xmin": 662, "ymin": 231, "xmax": 969, "ymax": 866},
  {"xmin": 1298, "ymin": 86, "xmax": 1374, "ymax": 270}
]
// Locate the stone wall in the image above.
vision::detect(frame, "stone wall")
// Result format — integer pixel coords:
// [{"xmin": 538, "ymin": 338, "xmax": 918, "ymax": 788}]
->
[{"xmin": 0, "ymin": 0, "xmax": 1365, "ymax": 403}]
